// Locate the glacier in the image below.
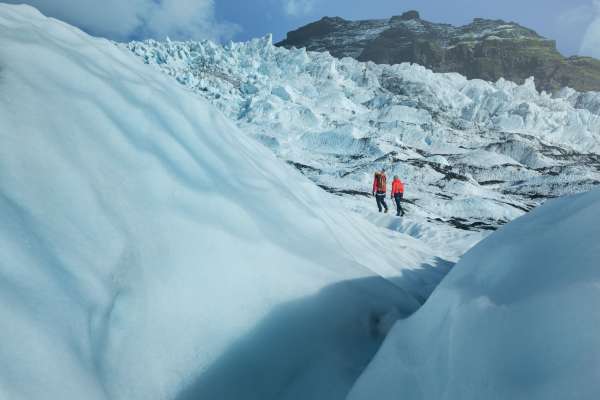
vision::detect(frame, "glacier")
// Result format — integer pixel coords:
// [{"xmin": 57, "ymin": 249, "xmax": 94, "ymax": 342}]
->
[
  {"xmin": 126, "ymin": 35, "xmax": 600, "ymax": 240},
  {"xmin": 0, "ymin": 4, "xmax": 441, "ymax": 400},
  {"xmin": 2, "ymin": 3, "xmax": 600, "ymax": 400}
]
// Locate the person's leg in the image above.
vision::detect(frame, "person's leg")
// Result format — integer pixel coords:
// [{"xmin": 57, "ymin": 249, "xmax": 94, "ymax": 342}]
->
[
  {"xmin": 394, "ymin": 194, "xmax": 404, "ymax": 216},
  {"xmin": 398, "ymin": 193, "xmax": 405, "ymax": 216},
  {"xmin": 379, "ymin": 192, "xmax": 388, "ymax": 212},
  {"xmin": 375, "ymin": 194, "xmax": 382, "ymax": 212}
]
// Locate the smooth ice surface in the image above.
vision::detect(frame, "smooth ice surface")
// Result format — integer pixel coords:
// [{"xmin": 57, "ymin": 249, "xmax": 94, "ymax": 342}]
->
[
  {"xmin": 0, "ymin": 5, "xmax": 442, "ymax": 400},
  {"xmin": 348, "ymin": 188, "xmax": 600, "ymax": 400}
]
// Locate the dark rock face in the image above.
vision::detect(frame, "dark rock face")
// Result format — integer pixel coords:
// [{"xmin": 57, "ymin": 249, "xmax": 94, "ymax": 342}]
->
[
  {"xmin": 277, "ymin": 12, "xmax": 600, "ymax": 93},
  {"xmin": 394, "ymin": 11, "xmax": 420, "ymax": 21}
]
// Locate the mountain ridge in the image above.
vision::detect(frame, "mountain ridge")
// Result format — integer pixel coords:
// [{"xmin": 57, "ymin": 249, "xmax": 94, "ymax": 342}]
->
[{"xmin": 276, "ymin": 11, "xmax": 600, "ymax": 93}]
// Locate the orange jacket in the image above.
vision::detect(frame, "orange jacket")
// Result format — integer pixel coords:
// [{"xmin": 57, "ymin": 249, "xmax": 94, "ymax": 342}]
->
[
  {"xmin": 373, "ymin": 172, "xmax": 387, "ymax": 193},
  {"xmin": 391, "ymin": 178, "xmax": 404, "ymax": 195}
]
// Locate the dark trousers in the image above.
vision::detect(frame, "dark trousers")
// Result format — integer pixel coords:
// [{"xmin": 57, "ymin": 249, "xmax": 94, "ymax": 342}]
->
[
  {"xmin": 375, "ymin": 192, "xmax": 388, "ymax": 212},
  {"xmin": 394, "ymin": 193, "xmax": 404, "ymax": 216}
]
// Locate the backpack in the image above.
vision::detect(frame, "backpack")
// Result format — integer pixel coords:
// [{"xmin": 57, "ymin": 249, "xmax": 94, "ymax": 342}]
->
[{"xmin": 376, "ymin": 173, "xmax": 385, "ymax": 190}]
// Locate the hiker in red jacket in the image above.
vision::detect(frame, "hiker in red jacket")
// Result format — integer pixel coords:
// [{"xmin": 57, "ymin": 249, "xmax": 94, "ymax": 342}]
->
[
  {"xmin": 391, "ymin": 175, "xmax": 405, "ymax": 217},
  {"xmin": 372, "ymin": 168, "xmax": 388, "ymax": 213}
]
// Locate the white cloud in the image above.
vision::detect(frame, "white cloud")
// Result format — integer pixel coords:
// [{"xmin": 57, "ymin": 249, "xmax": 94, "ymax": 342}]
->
[
  {"xmin": 141, "ymin": 0, "xmax": 239, "ymax": 41},
  {"xmin": 581, "ymin": 0, "xmax": 600, "ymax": 58},
  {"xmin": 3, "ymin": 0, "xmax": 239, "ymax": 41},
  {"xmin": 558, "ymin": 4, "xmax": 594, "ymax": 28},
  {"xmin": 283, "ymin": 0, "xmax": 315, "ymax": 17}
]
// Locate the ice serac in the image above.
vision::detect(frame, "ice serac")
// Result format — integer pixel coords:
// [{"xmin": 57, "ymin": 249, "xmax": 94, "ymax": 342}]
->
[
  {"xmin": 0, "ymin": 4, "xmax": 436, "ymax": 400},
  {"xmin": 127, "ymin": 36, "xmax": 600, "ymax": 235},
  {"xmin": 347, "ymin": 188, "xmax": 600, "ymax": 400}
]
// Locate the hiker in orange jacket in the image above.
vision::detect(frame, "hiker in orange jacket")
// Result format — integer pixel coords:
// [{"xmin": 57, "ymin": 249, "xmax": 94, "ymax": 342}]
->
[
  {"xmin": 391, "ymin": 175, "xmax": 405, "ymax": 217},
  {"xmin": 372, "ymin": 168, "xmax": 389, "ymax": 213}
]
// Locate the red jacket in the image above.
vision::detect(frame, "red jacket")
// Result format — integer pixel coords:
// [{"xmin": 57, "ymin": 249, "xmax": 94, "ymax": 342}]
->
[
  {"xmin": 373, "ymin": 172, "xmax": 387, "ymax": 193},
  {"xmin": 391, "ymin": 178, "xmax": 404, "ymax": 195}
]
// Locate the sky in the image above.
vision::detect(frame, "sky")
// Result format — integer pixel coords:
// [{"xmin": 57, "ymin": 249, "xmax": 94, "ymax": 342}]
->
[{"xmin": 3, "ymin": 0, "xmax": 600, "ymax": 58}]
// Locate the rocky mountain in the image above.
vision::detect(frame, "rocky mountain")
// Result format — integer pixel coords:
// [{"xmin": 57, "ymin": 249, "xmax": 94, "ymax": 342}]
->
[{"xmin": 277, "ymin": 11, "xmax": 600, "ymax": 93}]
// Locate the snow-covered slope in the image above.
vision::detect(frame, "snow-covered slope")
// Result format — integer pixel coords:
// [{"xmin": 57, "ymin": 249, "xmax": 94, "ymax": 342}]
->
[
  {"xmin": 0, "ymin": 5, "xmax": 443, "ymax": 400},
  {"xmin": 126, "ymin": 36, "xmax": 600, "ymax": 238},
  {"xmin": 348, "ymin": 188, "xmax": 600, "ymax": 400}
]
